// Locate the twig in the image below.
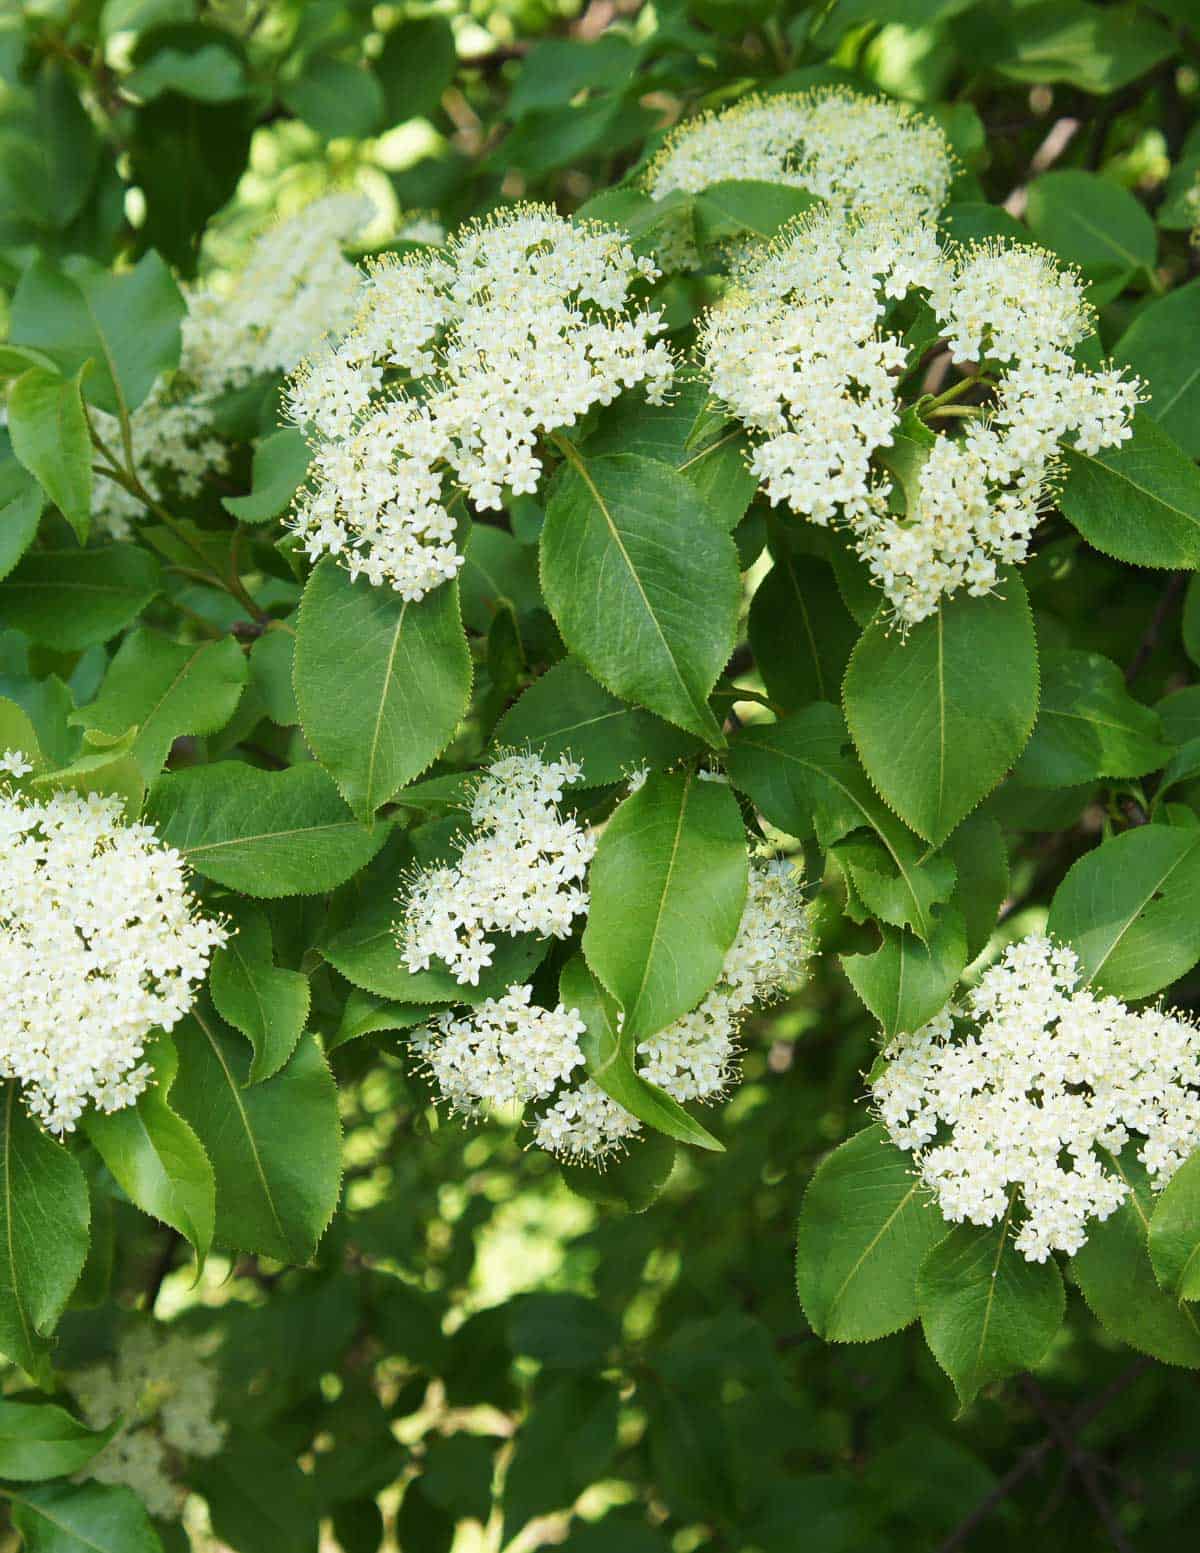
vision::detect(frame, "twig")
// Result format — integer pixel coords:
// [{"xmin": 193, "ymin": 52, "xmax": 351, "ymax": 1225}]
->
[
  {"xmin": 1125, "ymin": 570, "xmax": 1187, "ymax": 683},
  {"xmin": 1020, "ymin": 1376, "xmax": 1134, "ymax": 1553}
]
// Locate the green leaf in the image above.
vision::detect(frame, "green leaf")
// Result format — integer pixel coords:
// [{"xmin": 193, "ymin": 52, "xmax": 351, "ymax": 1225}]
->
[
  {"xmin": 1026, "ymin": 169, "xmax": 1157, "ymax": 289},
  {"xmin": 83, "ymin": 1034, "xmax": 215, "ymax": 1268},
  {"xmin": 1149, "ymin": 1150, "xmax": 1200, "ymax": 1302},
  {"xmin": 581, "ymin": 770, "xmax": 747, "ymax": 1041},
  {"xmin": 0, "ymin": 694, "xmax": 45, "ymax": 775},
  {"xmin": 1113, "ymin": 279, "xmax": 1200, "ymax": 458},
  {"xmin": 210, "ymin": 901, "xmax": 310, "ymax": 1083},
  {"xmin": 221, "ymin": 429, "xmax": 311, "ymax": 524},
  {"xmin": 1072, "ymin": 1150, "xmax": 1200, "ymax": 1368},
  {"xmin": 294, "ymin": 560, "xmax": 471, "ymax": 821},
  {"xmin": 749, "ymin": 549, "xmax": 858, "ymax": 713},
  {"xmin": 0, "ymin": 1401, "xmax": 113, "ymax": 1482},
  {"xmin": 727, "ymin": 705, "xmax": 956, "ymax": 942},
  {"xmin": 494, "ymin": 657, "xmax": 697, "ymax": 788},
  {"xmin": 8, "ymin": 251, "xmax": 185, "ymax": 418},
  {"xmin": 502, "ymin": 1377, "xmax": 619, "ymax": 1540},
  {"xmin": 843, "ymin": 573, "xmax": 1039, "ymax": 846},
  {"xmin": 841, "ymin": 910, "xmax": 967, "ymax": 1040},
  {"xmin": 376, "ymin": 15, "xmax": 457, "ymax": 122},
  {"xmin": 327, "ymin": 988, "xmax": 436, "ymax": 1052},
  {"xmin": 0, "ymin": 544, "xmax": 161, "ymax": 650},
  {"xmin": 280, "ymin": 56, "xmax": 385, "ymax": 140},
  {"xmin": 560, "ymin": 1129, "xmax": 677, "ymax": 1213},
  {"xmin": 0, "ymin": 1085, "xmax": 89, "ymax": 1382},
  {"xmin": 0, "ymin": 449, "xmax": 43, "ymax": 584},
  {"xmin": 6, "ymin": 367, "xmax": 91, "ymax": 542},
  {"xmin": 172, "ymin": 1001, "xmax": 340, "ymax": 1263},
  {"xmin": 9, "ymin": 1480, "xmax": 164, "ymax": 1553},
  {"xmin": 947, "ymin": 813, "xmax": 1008, "ymax": 963},
  {"xmin": 146, "ymin": 761, "xmax": 388, "ymax": 897},
  {"xmin": 540, "ymin": 449, "xmax": 740, "ymax": 745},
  {"xmin": 72, "ymin": 628, "xmax": 247, "ymax": 780},
  {"xmin": 30, "ymin": 731, "xmax": 145, "ymax": 817},
  {"xmin": 35, "ymin": 59, "xmax": 100, "ymax": 227},
  {"xmin": 193, "ymin": 1426, "xmax": 319, "ymax": 1553},
  {"xmin": 796, "ymin": 1124, "xmax": 943, "ymax": 1342},
  {"xmin": 918, "ymin": 1212, "xmax": 1065, "ymax": 1409},
  {"xmin": 561, "ymin": 954, "xmax": 722, "ymax": 1151},
  {"xmin": 1015, "ymin": 648, "xmax": 1168, "ymax": 788},
  {"xmin": 693, "ymin": 180, "xmax": 822, "ymax": 246},
  {"xmin": 1060, "ymin": 413, "xmax": 1200, "ymax": 569},
  {"xmin": 248, "ymin": 628, "xmax": 297, "ymax": 726},
  {"xmin": 459, "ymin": 524, "xmax": 541, "ymax": 632},
  {"xmin": 1045, "ymin": 825, "xmax": 1200, "ymax": 998},
  {"xmin": 986, "ymin": 1, "xmax": 1174, "ymax": 93}
]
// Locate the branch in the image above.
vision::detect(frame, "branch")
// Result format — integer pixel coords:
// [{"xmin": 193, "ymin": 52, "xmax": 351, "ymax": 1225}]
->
[{"xmin": 1125, "ymin": 570, "xmax": 1186, "ymax": 684}]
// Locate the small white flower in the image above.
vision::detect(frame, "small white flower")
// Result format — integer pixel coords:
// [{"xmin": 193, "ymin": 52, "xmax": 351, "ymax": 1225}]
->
[{"xmin": 0, "ymin": 748, "xmax": 33, "ymax": 778}]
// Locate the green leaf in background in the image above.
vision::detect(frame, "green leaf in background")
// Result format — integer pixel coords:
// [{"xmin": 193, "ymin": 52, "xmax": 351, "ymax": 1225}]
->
[
  {"xmin": 248, "ymin": 628, "xmax": 297, "ymax": 726},
  {"xmin": 172, "ymin": 1001, "xmax": 340, "ymax": 1263},
  {"xmin": 0, "ymin": 694, "xmax": 45, "ymax": 776},
  {"xmin": 796, "ymin": 1124, "xmax": 943, "ymax": 1342},
  {"xmin": 560, "ymin": 1129, "xmax": 677, "ymax": 1213},
  {"xmin": 294, "ymin": 560, "xmax": 471, "ymax": 821},
  {"xmin": 841, "ymin": 910, "xmax": 967, "ymax": 1041},
  {"xmin": 210, "ymin": 900, "xmax": 310, "ymax": 1083},
  {"xmin": 83, "ymin": 1034, "xmax": 215, "ymax": 1268},
  {"xmin": 982, "ymin": 1, "xmax": 1174, "ymax": 94},
  {"xmin": 749, "ymin": 549, "xmax": 858, "ymax": 713},
  {"xmin": 459, "ymin": 524, "xmax": 542, "ymax": 632},
  {"xmin": 1072, "ymin": 1151, "xmax": 1200, "ymax": 1368},
  {"xmin": 0, "ymin": 1085, "xmax": 89, "ymax": 1383},
  {"xmin": 502, "ymin": 1376, "xmax": 619, "ymax": 1540},
  {"xmin": 146, "ymin": 761, "xmax": 387, "ymax": 896},
  {"xmin": 1060, "ymin": 414, "xmax": 1200, "ymax": 569},
  {"xmin": 918, "ymin": 1213, "xmax": 1065, "ymax": 1410},
  {"xmin": 540, "ymin": 450, "xmax": 740, "ymax": 746},
  {"xmin": 280, "ymin": 56, "xmax": 385, "ymax": 140},
  {"xmin": 221, "ymin": 429, "xmax": 311, "ymax": 524},
  {"xmin": 1015, "ymin": 648, "xmax": 1168, "ymax": 788},
  {"xmin": 843, "ymin": 574, "xmax": 1039, "ymax": 846},
  {"xmin": 1113, "ymin": 279, "xmax": 1200, "ymax": 458},
  {"xmin": 693, "ymin": 180, "xmax": 822, "ymax": 246},
  {"xmin": 582, "ymin": 770, "xmax": 747, "ymax": 1041},
  {"xmin": 30, "ymin": 729, "xmax": 145, "ymax": 817},
  {"xmin": 1046, "ymin": 825, "xmax": 1200, "ymax": 998},
  {"xmin": 376, "ymin": 15, "xmax": 457, "ymax": 121},
  {"xmin": 1025, "ymin": 169, "xmax": 1157, "ymax": 293},
  {"xmin": 1149, "ymin": 1150, "xmax": 1200, "ymax": 1303},
  {"xmin": 0, "ymin": 1400, "xmax": 113, "ymax": 1482},
  {"xmin": 0, "ymin": 445, "xmax": 43, "ymax": 584},
  {"xmin": 35, "ymin": 58, "xmax": 101, "ymax": 228},
  {"xmin": 71, "ymin": 628, "xmax": 247, "ymax": 780},
  {"xmin": 947, "ymin": 814, "xmax": 1008, "ymax": 963},
  {"xmin": 0, "ymin": 544, "xmax": 162, "ymax": 650},
  {"xmin": 9, "ymin": 1480, "xmax": 165, "ymax": 1553},
  {"xmin": 8, "ymin": 250, "xmax": 184, "ymax": 418},
  {"xmin": 193, "ymin": 1425, "xmax": 320, "ymax": 1553},
  {"xmin": 327, "ymin": 988, "xmax": 436, "ymax": 1053},
  {"xmin": 6, "ymin": 367, "xmax": 92, "ymax": 542},
  {"xmin": 561, "ymin": 955, "xmax": 722, "ymax": 1151},
  {"xmin": 727, "ymin": 703, "xmax": 955, "ymax": 941},
  {"xmin": 494, "ymin": 657, "xmax": 697, "ymax": 788}
]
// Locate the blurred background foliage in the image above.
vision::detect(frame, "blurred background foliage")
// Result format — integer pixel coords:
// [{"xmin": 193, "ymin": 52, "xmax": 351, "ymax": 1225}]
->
[{"xmin": 4, "ymin": 0, "xmax": 1200, "ymax": 1549}]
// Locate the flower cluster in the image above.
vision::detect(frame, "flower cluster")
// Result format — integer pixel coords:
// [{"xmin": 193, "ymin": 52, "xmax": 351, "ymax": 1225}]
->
[
  {"xmin": 284, "ymin": 205, "xmax": 673, "ymax": 598},
  {"xmin": 644, "ymin": 89, "xmax": 954, "ymax": 270},
  {"xmin": 400, "ymin": 752, "xmax": 595, "ymax": 985},
  {"xmin": 0, "ymin": 788, "xmax": 226, "ymax": 1134},
  {"xmin": 872, "ymin": 934, "xmax": 1200, "ymax": 1261},
  {"xmin": 92, "ymin": 192, "xmax": 372, "ymax": 538},
  {"xmin": 700, "ymin": 209, "xmax": 1140, "ymax": 625},
  {"xmin": 67, "ymin": 1325, "xmax": 227, "ymax": 1520}
]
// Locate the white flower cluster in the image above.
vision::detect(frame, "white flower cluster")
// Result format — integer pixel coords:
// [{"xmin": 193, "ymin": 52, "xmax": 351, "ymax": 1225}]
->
[
  {"xmin": 701, "ymin": 210, "xmax": 1141, "ymax": 625},
  {"xmin": 400, "ymin": 752, "xmax": 595, "ymax": 985},
  {"xmin": 412, "ymin": 858, "xmax": 810, "ymax": 1167},
  {"xmin": 872, "ymin": 934, "xmax": 1200, "ymax": 1261},
  {"xmin": 68, "ymin": 1325, "xmax": 227, "ymax": 1520},
  {"xmin": 644, "ymin": 89, "xmax": 954, "ymax": 270},
  {"xmin": 0, "ymin": 788, "xmax": 226, "ymax": 1134},
  {"xmin": 92, "ymin": 193, "xmax": 371, "ymax": 538},
  {"xmin": 284, "ymin": 204, "xmax": 673, "ymax": 598}
]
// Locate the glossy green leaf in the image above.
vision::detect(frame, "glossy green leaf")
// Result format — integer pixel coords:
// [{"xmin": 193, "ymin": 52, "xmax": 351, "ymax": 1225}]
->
[
  {"xmin": 0, "ymin": 1402, "xmax": 113, "ymax": 1482},
  {"xmin": 1060, "ymin": 414, "xmax": 1200, "ymax": 570},
  {"xmin": 294, "ymin": 559, "xmax": 471, "ymax": 821},
  {"xmin": 540, "ymin": 450, "xmax": 740, "ymax": 745},
  {"xmin": 843, "ymin": 573, "xmax": 1039, "ymax": 846},
  {"xmin": 693, "ymin": 180, "xmax": 822, "ymax": 245},
  {"xmin": 280, "ymin": 56, "xmax": 385, "ymax": 140},
  {"xmin": 582, "ymin": 770, "xmax": 747, "ymax": 1041},
  {"xmin": 9, "ymin": 1480, "xmax": 164, "ymax": 1553},
  {"xmin": 210, "ymin": 901, "xmax": 310, "ymax": 1083},
  {"xmin": 1015, "ymin": 648, "xmax": 1168, "ymax": 788},
  {"xmin": 0, "ymin": 544, "xmax": 161, "ymax": 650},
  {"xmin": 749, "ymin": 549, "xmax": 858, "ymax": 713},
  {"xmin": 6, "ymin": 367, "xmax": 91, "ymax": 541},
  {"xmin": 947, "ymin": 814, "xmax": 1008, "ymax": 962},
  {"xmin": 1026, "ymin": 169, "xmax": 1156, "ymax": 288},
  {"xmin": 841, "ymin": 909, "xmax": 967, "ymax": 1040}
]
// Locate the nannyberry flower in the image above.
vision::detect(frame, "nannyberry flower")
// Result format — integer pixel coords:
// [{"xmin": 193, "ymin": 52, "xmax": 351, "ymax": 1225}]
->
[
  {"xmin": 284, "ymin": 204, "xmax": 673, "ymax": 598},
  {"xmin": 0, "ymin": 788, "xmax": 226, "ymax": 1134},
  {"xmin": 872, "ymin": 934, "xmax": 1200, "ymax": 1261}
]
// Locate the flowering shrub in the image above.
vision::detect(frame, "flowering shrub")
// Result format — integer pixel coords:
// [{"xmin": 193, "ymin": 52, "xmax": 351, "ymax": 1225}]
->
[{"xmin": 3, "ymin": 2, "xmax": 1200, "ymax": 1549}]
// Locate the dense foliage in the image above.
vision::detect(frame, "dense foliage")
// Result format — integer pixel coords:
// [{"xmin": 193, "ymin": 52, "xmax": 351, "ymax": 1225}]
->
[{"xmin": 3, "ymin": 0, "xmax": 1200, "ymax": 1549}]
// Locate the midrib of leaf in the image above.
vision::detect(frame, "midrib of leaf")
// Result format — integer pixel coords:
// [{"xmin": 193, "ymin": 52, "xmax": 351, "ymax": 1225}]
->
[
  {"xmin": 935, "ymin": 609, "xmax": 946, "ymax": 825},
  {"xmin": 677, "ymin": 426, "xmax": 742, "ymax": 474},
  {"xmin": 1062, "ymin": 206, "xmax": 1146, "ymax": 273},
  {"xmin": 828, "ymin": 1181, "xmax": 922, "ymax": 1328},
  {"xmin": 1157, "ymin": 364, "xmax": 1200, "ymax": 422},
  {"xmin": 362, "ymin": 598, "xmax": 409, "ymax": 814},
  {"xmin": 783, "ymin": 549, "xmax": 825, "ymax": 700},
  {"xmin": 971, "ymin": 1197, "xmax": 1015, "ymax": 1385},
  {"xmin": 6, "ymin": 1489, "xmax": 118, "ymax": 1553},
  {"xmin": 628, "ymin": 772, "xmax": 691, "ymax": 1034},
  {"xmin": 1068, "ymin": 447, "xmax": 1200, "ymax": 531},
  {"xmin": 183, "ymin": 819, "xmax": 366, "ymax": 857},
  {"xmin": 1110, "ymin": 1152, "xmax": 1200, "ymax": 1338},
  {"xmin": 1085, "ymin": 836, "xmax": 1199, "ymax": 981}
]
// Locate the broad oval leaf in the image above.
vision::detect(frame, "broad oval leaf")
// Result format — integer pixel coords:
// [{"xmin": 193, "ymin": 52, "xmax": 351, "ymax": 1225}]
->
[
  {"xmin": 1060, "ymin": 414, "xmax": 1200, "ymax": 570},
  {"xmin": 1113, "ymin": 278, "xmax": 1200, "ymax": 458},
  {"xmin": 0, "ymin": 544, "xmax": 162, "ymax": 650},
  {"xmin": 9, "ymin": 1480, "xmax": 164, "ymax": 1553},
  {"xmin": 0, "ymin": 1400, "xmax": 114, "ymax": 1482},
  {"xmin": 1015, "ymin": 647, "xmax": 1168, "ymax": 788},
  {"xmin": 6, "ymin": 366, "xmax": 92, "ymax": 542}
]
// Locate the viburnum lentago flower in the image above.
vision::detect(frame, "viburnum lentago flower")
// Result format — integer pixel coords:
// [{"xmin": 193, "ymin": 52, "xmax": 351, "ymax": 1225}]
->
[
  {"xmin": 872, "ymin": 934, "xmax": 1200, "ymax": 1261},
  {"xmin": 700, "ymin": 208, "xmax": 1141, "ymax": 626},
  {"xmin": 67, "ymin": 1325, "xmax": 227, "ymax": 1520},
  {"xmin": 399, "ymin": 752, "xmax": 595, "ymax": 986},
  {"xmin": 0, "ymin": 787, "xmax": 226, "ymax": 1134},
  {"xmin": 644, "ymin": 88, "xmax": 955, "ymax": 270},
  {"xmin": 284, "ymin": 204, "xmax": 673, "ymax": 598}
]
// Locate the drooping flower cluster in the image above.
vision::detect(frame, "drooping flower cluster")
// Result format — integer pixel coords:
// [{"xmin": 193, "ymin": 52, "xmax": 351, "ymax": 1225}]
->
[
  {"xmin": 872, "ymin": 934, "xmax": 1200, "ymax": 1261},
  {"xmin": 644, "ymin": 89, "xmax": 955, "ymax": 270},
  {"xmin": 284, "ymin": 205, "xmax": 673, "ymax": 598},
  {"xmin": 700, "ymin": 208, "xmax": 1141, "ymax": 625},
  {"xmin": 400, "ymin": 752, "xmax": 595, "ymax": 986},
  {"xmin": 0, "ymin": 788, "xmax": 227, "ymax": 1133},
  {"xmin": 92, "ymin": 192, "xmax": 373, "ymax": 538},
  {"xmin": 67, "ymin": 1325, "xmax": 227, "ymax": 1520}
]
